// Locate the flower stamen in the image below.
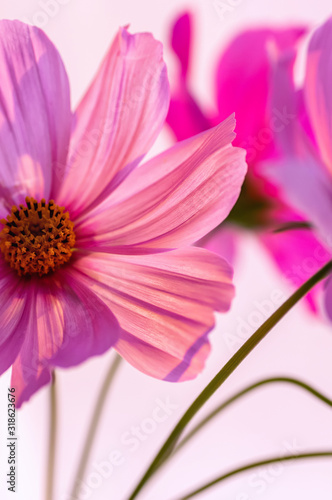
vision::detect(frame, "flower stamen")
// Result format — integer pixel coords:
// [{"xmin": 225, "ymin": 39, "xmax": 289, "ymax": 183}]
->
[{"xmin": 0, "ymin": 197, "xmax": 76, "ymax": 277}]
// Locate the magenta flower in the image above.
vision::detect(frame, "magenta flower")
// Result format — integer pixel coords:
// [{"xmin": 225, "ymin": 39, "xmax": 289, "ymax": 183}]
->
[
  {"xmin": 0, "ymin": 21, "xmax": 247, "ymax": 407},
  {"xmin": 167, "ymin": 13, "xmax": 325, "ymax": 311},
  {"xmin": 267, "ymin": 17, "xmax": 332, "ymax": 320}
]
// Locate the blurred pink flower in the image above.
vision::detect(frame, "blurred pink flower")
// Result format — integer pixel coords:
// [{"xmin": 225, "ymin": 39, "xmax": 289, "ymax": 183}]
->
[
  {"xmin": 0, "ymin": 21, "xmax": 247, "ymax": 407},
  {"xmin": 267, "ymin": 17, "xmax": 332, "ymax": 320},
  {"xmin": 167, "ymin": 13, "xmax": 326, "ymax": 311}
]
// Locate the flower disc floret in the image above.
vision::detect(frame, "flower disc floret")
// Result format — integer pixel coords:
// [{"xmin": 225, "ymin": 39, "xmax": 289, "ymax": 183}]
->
[{"xmin": 0, "ymin": 197, "xmax": 75, "ymax": 277}]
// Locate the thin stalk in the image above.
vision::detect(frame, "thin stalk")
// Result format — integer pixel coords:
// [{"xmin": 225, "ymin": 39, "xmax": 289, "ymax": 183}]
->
[
  {"xmin": 174, "ymin": 377, "xmax": 332, "ymax": 455},
  {"xmin": 176, "ymin": 452, "xmax": 332, "ymax": 499},
  {"xmin": 127, "ymin": 260, "xmax": 332, "ymax": 499},
  {"xmin": 70, "ymin": 354, "xmax": 122, "ymax": 499},
  {"xmin": 46, "ymin": 372, "xmax": 57, "ymax": 500}
]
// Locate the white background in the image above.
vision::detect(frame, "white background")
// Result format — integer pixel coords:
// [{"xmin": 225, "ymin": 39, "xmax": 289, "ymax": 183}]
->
[{"xmin": 0, "ymin": 1, "xmax": 332, "ymax": 499}]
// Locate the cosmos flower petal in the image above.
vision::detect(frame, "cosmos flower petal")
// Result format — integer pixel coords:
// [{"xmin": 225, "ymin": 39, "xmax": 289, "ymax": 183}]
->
[
  {"xmin": 116, "ymin": 330, "xmax": 212, "ymax": 382},
  {"xmin": 167, "ymin": 92, "xmax": 212, "ymax": 142},
  {"xmin": 267, "ymin": 155, "xmax": 332, "ymax": 247},
  {"xmin": 216, "ymin": 28, "xmax": 305, "ymax": 150},
  {"xmin": 75, "ymin": 115, "xmax": 247, "ymax": 252},
  {"xmin": 167, "ymin": 12, "xmax": 215, "ymax": 141},
  {"xmin": 72, "ymin": 247, "xmax": 235, "ymax": 381},
  {"xmin": 0, "ymin": 20, "xmax": 71, "ymax": 208},
  {"xmin": 11, "ymin": 362, "xmax": 52, "ymax": 411},
  {"xmin": 198, "ymin": 226, "xmax": 238, "ymax": 266},
  {"xmin": 11, "ymin": 272, "xmax": 121, "ymax": 408},
  {"xmin": 261, "ymin": 228, "xmax": 329, "ymax": 312},
  {"xmin": 171, "ymin": 12, "xmax": 191, "ymax": 78},
  {"xmin": 50, "ymin": 269, "xmax": 122, "ymax": 368},
  {"xmin": 267, "ymin": 33, "xmax": 332, "ymax": 245},
  {"xmin": 304, "ymin": 18, "xmax": 332, "ymax": 173},
  {"xmin": 269, "ymin": 25, "xmax": 318, "ymax": 158},
  {"xmin": 266, "ymin": 37, "xmax": 330, "ymax": 280},
  {"xmin": 269, "ymin": 35, "xmax": 303, "ymax": 156},
  {"xmin": 323, "ymin": 277, "xmax": 332, "ymax": 322},
  {"xmin": 0, "ymin": 261, "xmax": 29, "ymax": 377},
  {"xmin": 56, "ymin": 27, "xmax": 169, "ymax": 216}
]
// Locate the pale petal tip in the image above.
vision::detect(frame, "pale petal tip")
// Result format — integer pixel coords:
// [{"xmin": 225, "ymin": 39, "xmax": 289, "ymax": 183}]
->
[{"xmin": 118, "ymin": 25, "xmax": 165, "ymax": 60}]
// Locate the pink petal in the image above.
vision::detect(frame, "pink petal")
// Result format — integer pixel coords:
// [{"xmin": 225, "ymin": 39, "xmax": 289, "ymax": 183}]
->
[
  {"xmin": 11, "ymin": 271, "xmax": 121, "ymax": 408},
  {"xmin": 323, "ymin": 277, "xmax": 332, "ymax": 322},
  {"xmin": 267, "ymin": 32, "xmax": 332, "ymax": 252},
  {"xmin": 72, "ymin": 247, "xmax": 235, "ymax": 381},
  {"xmin": 266, "ymin": 155, "xmax": 332, "ymax": 248},
  {"xmin": 167, "ymin": 92, "xmax": 212, "ymax": 141},
  {"xmin": 269, "ymin": 38, "xmax": 300, "ymax": 156},
  {"xmin": 50, "ymin": 269, "xmax": 121, "ymax": 367},
  {"xmin": 216, "ymin": 28, "xmax": 305, "ymax": 156},
  {"xmin": 171, "ymin": 12, "xmax": 192, "ymax": 78},
  {"xmin": 56, "ymin": 27, "xmax": 169, "ymax": 217},
  {"xmin": 75, "ymin": 115, "xmax": 247, "ymax": 252},
  {"xmin": 116, "ymin": 330, "xmax": 211, "ymax": 382},
  {"xmin": 304, "ymin": 17, "xmax": 332, "ymax": 173},
  {"xmin": 166, "ymin": 12, "xmax": 214, "ymax": 142},
  {"xmin": 198, "ymin": 225, "xmax": 238, "ymax": 266},
  {"xmin": 11, "ymin": 359, "xmax": 52, "ymax": 410},
  {"xmin": 11, "ymin": 362, "xmax": 52, "ymax": 408},
  {"xmin": 261, "ymin": 228, "xmax": 329, "ymax": 312},
  {"xmin": 0, "ymin": 20, "xmax": 71, "ymax": 208},
  {"xmin": 0, "ymin": 258, "xmax": 29, "ymax": 376},
  {"xmin": 270, "ymin": 37, "xmax": 318, "ymax": 159}
]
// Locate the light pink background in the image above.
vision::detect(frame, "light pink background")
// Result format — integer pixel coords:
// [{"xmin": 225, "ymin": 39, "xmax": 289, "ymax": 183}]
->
[{"xmin": 0, "ymin": 1, "xmax": 332, "ymax": 499}]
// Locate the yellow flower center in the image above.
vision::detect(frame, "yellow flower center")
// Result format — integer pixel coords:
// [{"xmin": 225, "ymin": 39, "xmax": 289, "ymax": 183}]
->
[{"xmin": 0, "ymin": 197, "xmax": 76, "ymax": 277}]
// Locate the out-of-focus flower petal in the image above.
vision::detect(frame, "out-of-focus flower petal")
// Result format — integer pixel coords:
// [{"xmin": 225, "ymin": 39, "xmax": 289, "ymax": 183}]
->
[
  {"xmin": 11, "ymin": 272, "xmax": 121, "ymax": 407},
  {"xmin": 304, "ymin": 17, "xmax": 332, "ymax": 173},
  {"xmin": 216, "ymin": 28, "xmax": 306, "ymax": 155},
  {"xmin": 72, "ymin": 247, "xmax": 234, "ymax": 381},
  {"xmin": 269, "ymin": 40, "xmax": 300, "ymax": 156},
  {"xmin": 167, "ymin": 12, "xmax": 214, "ymax": 141},
  {"xmin": 266, "ymin": 156, "xmax": 332, "ymax": 247},
  {"xmin": 267, "ymin": 30, "xmax": 332, "ymax": 247},
  {"xmin": 75, "ymin": 115, "xmax": 247, "ymax": 252},
  {"xmin": 270, "ymin": 36, "xmax": 319, "ymax": 160},
  {"xmin": 267, "ymin": 19, "xmax": 332, "ymax": 318},
  {"xmin": 0, "ymin": 20, "xmax": 71, "ymax": 208},
  {"xmin": 323, "ymin": 277, "xmax": 332, "ymax": 322},
  {"xmin": 56, "ymin": 27, "xmax": 169, "ymax": 217},
  {"xmin": 261, "ymin": 228, "xmax": 329, "ymax": 312},
  {"xmin": 171, "ymin": 12, "xmax": 191, "ymax": 78},
  {"xmin": 167, "ymin": 92, "xmax": 212, "ymax": 141}
]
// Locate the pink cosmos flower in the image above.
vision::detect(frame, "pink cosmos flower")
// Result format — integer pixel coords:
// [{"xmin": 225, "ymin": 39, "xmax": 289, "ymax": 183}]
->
[
  {"xmin": 0, "ymin": 21, "xmax": 247, "ymax": 408},
  {"xmin": 167, "ymin": 13, "xmax": 326, "ymax": 310},
  {"xmin": 266, "ymin": 17, "xmax": 332, "ymax": 320}
]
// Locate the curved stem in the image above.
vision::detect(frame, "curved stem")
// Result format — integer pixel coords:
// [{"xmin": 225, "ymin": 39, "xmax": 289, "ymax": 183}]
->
[
  {"xmin": 46, "ymin": 372, "xmax": 57, "ymax": 500},
  {"xmin": 273, "ymin": 221, "xmax": 312, "ymax": 233},
  {"xmin": 127, "ymin": 260, "xmax": 332, "ymax": 499},
  {"xmin": 70, "ymin": 353, "xmax": 122, "ymax": 499},
  {"xmin": 174, "ymin": 377, "xmax": 332, "ymax": 455},
  {"xmin": 176, "ymin": 452, "xmax": 332, "ymax": 499}
]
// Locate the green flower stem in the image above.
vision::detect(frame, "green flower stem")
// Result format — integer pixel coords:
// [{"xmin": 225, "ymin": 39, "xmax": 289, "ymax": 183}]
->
[
  {"xmin": 174, "ymin": 377, "xmax": 332, "ymax": 456},
  {"xmin": 176, "ymin": 452, "xmax": 332, "ymax": 499},
  {"xmin": 70, "ymin": 354, "xmax": 122, "ymax": 499},
  {"xmin": 127, "ymin": 260, "xmax": 332, "ymax": 500},
  {"xmin": 46, "ymin": 372, "xmax": 57, "ymax": 500},
  {"xmin": 273, "ymin": 221, "xmax": 312, "ymax": 233}
]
